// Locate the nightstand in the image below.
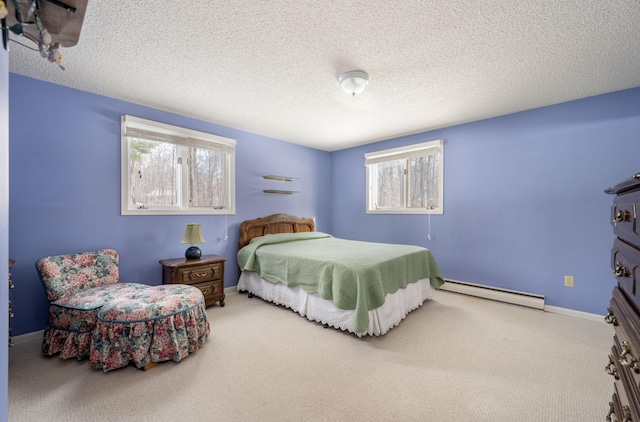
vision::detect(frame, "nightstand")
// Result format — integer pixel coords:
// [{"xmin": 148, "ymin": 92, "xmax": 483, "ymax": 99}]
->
[{"xmin": 159, "ymin": 254, "xmax": 226, "ymax": 307}]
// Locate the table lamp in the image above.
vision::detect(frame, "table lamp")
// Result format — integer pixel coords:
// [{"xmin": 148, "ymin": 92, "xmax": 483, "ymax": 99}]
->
[{"xmin": 180, "ymin": 223, "xmax": 205, "ymax": 260}]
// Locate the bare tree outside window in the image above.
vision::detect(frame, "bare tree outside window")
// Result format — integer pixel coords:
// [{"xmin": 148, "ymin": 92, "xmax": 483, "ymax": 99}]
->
[
  {"xmin": 188, "ymin": 147, "xmax": 226, "ymax": 208},
  {"xmin": 375, "ymin": 160, "xmax": 403, "ymax": 208},
  {"xmin": 129, "ymin": 139, "xmax": 177, "ymax": 207},
  {"xmin": 408, "ymin": 154, "xmax": 439, "ymax": 209},
  {"xmin": 365, "ymin": 140, "xmax": 443, "ymax": 214}
]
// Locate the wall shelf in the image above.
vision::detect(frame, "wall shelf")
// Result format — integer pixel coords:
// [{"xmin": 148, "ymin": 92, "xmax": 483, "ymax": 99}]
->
[
  {"xmin": 263, "ymin": 175, "xmax": 299, "ymax": 194},
  {"xmin": 263, "ymin": 189, "xmax": 299, "ymax": 195},
  {"xmin": 263, "ymin": 175, "xmax": 296, "ymax": 182}
]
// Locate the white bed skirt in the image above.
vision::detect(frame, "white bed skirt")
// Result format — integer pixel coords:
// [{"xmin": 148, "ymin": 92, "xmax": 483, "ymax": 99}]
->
[{"xmin": 237, "ymin": 271, "xmax": 434, "ymax": 336}]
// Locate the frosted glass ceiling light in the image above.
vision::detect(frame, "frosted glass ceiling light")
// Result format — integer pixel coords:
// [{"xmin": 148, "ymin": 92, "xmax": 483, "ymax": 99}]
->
[{"xmin": 338, "ymin": 70, "xmax": 369, "ymax": 97}]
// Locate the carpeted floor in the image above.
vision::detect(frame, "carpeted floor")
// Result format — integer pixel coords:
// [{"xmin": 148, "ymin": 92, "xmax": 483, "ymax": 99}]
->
[{"xmin": 8, "ymin": 290, "xmax": 614, "ymax": 421}]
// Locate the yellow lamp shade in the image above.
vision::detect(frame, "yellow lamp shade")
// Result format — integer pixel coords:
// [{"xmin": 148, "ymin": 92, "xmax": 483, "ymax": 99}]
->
[
  {"xmin": 180, "ymin": 223, "xmax": 205, "ymax": 260},
  {"xmin": 180, "ymin": 223, "xmax": 205, "ymax": 245}
]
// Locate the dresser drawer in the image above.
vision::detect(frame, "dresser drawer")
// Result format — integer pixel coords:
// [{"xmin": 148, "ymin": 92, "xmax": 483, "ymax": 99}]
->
[
  {"xmin": 176, "ymin": 262, "xmax": 223, "ymax": 284},
  {"xmin": 612, "ymin": 336, "xmax": 640, "ymax": 422},
  {"xmin": 612, "ymin": 239, "xmax": 640, "ymax": 306},
  {"xmin": 611, "ymin": 287, "xmax": 640, "ymax": 353},
  {"xmin": 612, "ymin": 188, "xmax": 640, "ymax": 249},
  {"xmin": 192, "ymin": 280, "xmax": 223, "ymax": 306},
  {"xmin": 612, "ymin": 201, "xmax": 637, "ymax": 242},
  {"xmin": 610, "ymin": 383, "xmax": 634, "ymax": 422},
  {"xmin": 610, "ymin": 287, "xmax": 640, "ymax": 422}
]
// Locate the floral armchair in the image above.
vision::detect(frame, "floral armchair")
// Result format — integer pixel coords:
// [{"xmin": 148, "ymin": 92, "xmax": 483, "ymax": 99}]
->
[{"xmin": 36, "ymin": 249, "xmax": 148, "ymax": 360}]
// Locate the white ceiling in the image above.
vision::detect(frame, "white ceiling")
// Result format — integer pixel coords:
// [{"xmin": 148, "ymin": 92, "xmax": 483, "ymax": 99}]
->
[{"xmin": 7, "ymin": 1, "xmax": 640, "ymax": 152}]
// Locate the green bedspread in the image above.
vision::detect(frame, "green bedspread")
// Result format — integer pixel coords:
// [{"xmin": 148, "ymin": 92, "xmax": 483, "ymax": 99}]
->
[{"xmin": 237, "ymin": 232, "xmax": 444, "ymax": 333}]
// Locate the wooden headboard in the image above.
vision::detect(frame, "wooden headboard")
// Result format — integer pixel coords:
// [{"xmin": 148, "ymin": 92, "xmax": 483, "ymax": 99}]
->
[{"xmin": 238, "ymin": 214, "xmax": 315, "ymax": 250}]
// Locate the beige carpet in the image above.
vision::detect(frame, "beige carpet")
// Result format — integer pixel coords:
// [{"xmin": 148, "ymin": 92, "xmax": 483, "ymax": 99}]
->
[{"xmin": 8, "ymin": 290, "xmax": 613, "ymax": 422}]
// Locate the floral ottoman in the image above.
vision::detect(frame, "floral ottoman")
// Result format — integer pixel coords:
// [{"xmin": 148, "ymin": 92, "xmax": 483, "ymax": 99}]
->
[
  {"xmin": 44, "ymin": 283, "xmax": 150, "ymax": 359},
  {"xmin": 89, "ymin": 284, "xmax": 210, "ymax": 372}
]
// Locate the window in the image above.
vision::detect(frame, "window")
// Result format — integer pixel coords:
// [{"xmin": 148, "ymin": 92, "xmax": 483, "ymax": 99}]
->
[
  {"xmin": 365, "ymin": 140, "xmax": 443, "ymax": 214},
  {"xmin": 121, "ymin": 115, "xmax": 236, "ymax": 215}
]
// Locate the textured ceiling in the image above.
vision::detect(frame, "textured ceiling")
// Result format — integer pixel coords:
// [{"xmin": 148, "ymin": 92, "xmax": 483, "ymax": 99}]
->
[{"xmin": 7, "ymin": 1, "xmax": 640, "ymax": 151}]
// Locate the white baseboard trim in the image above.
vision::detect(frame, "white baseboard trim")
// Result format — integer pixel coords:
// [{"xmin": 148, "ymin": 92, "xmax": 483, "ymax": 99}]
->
[
  {"xmin": 441, "ymin": 279, "xmax": 545, "ymax": 310},
  {"xmin": 440, "ymin": 279, "xmax": 605, "ymax": 322},
  {"xmin": 544, "ymin": 305, "xmax": 605, "ymax": 322}
]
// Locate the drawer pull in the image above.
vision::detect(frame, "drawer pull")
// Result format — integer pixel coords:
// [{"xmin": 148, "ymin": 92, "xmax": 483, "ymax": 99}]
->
[
  {"xmin": 605, "ymin": 308, "xmax": 619, "ymax": 326},
  {"xmin": 619, "ymin": 341, "xmax": 640, "ymax": 373},
  {"xmin": 614, "ymin": 262, "xmax": 630, "ymax": 278},
  {"xmin": 605, "ymin": 354, "xmax": 620, "ymax": 379},
  {"xmin": 606, "ymin": 401, "xmax": 614, "ymax": 422},
  {"xmin": 608, "ymin": 402, "xmax": 634, "ymax": 422},
  {"xmin": 608, "ymin": 404, "xmax": 634, "ymax": 422},
  {"xmin": 613, "ymin": 210, "xmax": 631, "ymax": 223},
  {"xmin": 192, "ymin": 272, "xmax": 209, "ymax": 278}
]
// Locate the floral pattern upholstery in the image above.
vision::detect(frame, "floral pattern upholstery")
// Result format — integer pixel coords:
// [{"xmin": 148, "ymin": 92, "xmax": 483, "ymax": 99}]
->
[
  {"xmin": 36, "ymin": 250, "xmax": 210, "ymax": 368},
  {"xmin": 90, "ymin": 285, "xmax": 210, "ymax": 372},
  {"xmin": 44, "ymin": 283, "xmax": 149, "ymax": 359},
  {"xmin": 36, "ymin": 249, "xmax": 150, "ymax": 360},
  {"xmin": 37, "ymin": 249, "xmax": 121, "ymax": 303}
]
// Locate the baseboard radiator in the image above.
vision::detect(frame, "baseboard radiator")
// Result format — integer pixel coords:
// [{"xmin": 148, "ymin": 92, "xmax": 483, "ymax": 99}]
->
[{"xmin": 440, "ymin": 279, "xmax": 545, "ymax": 310}]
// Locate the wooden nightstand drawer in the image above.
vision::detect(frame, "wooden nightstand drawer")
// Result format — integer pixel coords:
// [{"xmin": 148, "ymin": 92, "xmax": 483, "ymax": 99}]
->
[
  {"xmin": 192, "ymin": 280, "xmax": 223, "ymax": 306},
  {"xmin": 159, "ymin": 254, "xmax": 227, "ymax": 307},
  {"xmin": 176, "ymin": 263, "xmax": 222, "ymax": 284}
]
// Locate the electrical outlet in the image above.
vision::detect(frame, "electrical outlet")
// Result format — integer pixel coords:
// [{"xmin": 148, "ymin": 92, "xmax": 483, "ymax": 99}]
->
[{"xmin": 564, "ymin": 275, "xmax": 574, "ymax": 287}]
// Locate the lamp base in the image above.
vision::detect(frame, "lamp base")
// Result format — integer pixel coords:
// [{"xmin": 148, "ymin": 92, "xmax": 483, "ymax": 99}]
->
[{"xmin": 185, "ymin": 246, "xmax": 202, "ymax": 260}]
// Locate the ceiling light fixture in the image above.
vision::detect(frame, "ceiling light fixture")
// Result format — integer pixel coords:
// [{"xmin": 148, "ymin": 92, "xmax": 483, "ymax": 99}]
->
[{"xmin": 338, "ymin": 70, "xmax": 369, "ymax": 97}]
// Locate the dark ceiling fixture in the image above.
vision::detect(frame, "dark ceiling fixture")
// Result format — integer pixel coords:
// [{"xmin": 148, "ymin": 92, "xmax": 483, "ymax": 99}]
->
[{"xmin": 1, "ymin": 0, "xmax": 87, "ymax": 69}]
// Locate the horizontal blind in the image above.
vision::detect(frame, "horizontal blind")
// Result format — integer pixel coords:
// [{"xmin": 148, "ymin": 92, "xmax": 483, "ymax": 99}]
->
[
  {"xmin": 364, "ymin": 139, "xmax": 442, "ymax": 166},
  {"xmin": 123, "ymin": 115, "xmax": 235, "ymax": 153}
]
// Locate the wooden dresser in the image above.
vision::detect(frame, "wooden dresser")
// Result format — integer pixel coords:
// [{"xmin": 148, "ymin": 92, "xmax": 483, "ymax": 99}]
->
[
  {"xmin": 605, "ymin": 173, "xmax": 640, "ymax": 421},
  {"xmin": 159, "ymin": 254, "xmax": 226, "ymax": 307},
  {"xmin": 8, "ymin": 259, "xmax": 14, "ymax": 347}
]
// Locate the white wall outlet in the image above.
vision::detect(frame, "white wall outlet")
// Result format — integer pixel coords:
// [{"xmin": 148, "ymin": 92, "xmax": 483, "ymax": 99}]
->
[{"xmin": 564, "ymin": 275, "xmax": 574, "ymax": 287}]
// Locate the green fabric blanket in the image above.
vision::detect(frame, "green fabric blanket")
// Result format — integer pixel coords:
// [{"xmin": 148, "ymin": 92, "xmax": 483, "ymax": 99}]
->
[{"xmin": 237, "ymin": 232, "xmax": 444, "ymax": 333}]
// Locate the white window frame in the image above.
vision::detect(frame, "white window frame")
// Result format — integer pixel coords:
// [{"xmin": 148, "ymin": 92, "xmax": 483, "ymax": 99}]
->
[
  {"xmin": 121, "ymin": 115, "xmax": 236, "ymax": 215},
  {"xmin": 365, "ymin": 139, "xmax": 443, "ymax": 214}
]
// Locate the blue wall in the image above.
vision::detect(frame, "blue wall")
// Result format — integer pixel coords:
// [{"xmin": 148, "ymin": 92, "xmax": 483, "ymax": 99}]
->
[
  {"xmin": 1, "ymin": 39, "xmax": 10, "ymax": 422},
  {"xmin": 331, "ymin": 88, "xmax": 640, "ymax": 315},
  {"xmin": 8, "ymin": 74, "xmax": 331, "ymax": 336},
  {"xmin": 9, "ymin": 73, "xmax": 640, "ymax": 336}
]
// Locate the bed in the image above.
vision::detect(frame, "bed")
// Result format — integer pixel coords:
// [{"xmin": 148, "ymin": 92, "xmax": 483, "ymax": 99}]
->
[{"xmin": 236, "ymin": 214, "xmax": 444, "ymax": 336}]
